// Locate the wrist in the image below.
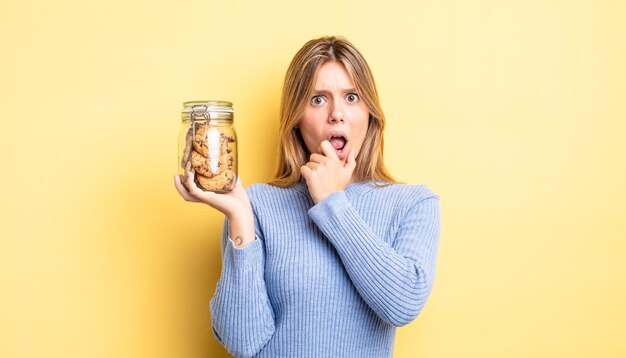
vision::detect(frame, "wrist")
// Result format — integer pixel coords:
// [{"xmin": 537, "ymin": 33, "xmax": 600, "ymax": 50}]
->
[
  {"xmin": 227, "ymin": 210, "xmax": 255, "ymax": 248},
  {"xmin": 312, "ymin": 187, "xmax": 343, "ymax": 205},
  {"xmin": 226, "ymin": 204, "xmax": 253, "ymax": 222},
  {"xmin": 230, "ymin": 234, "xmax": 255, "ymax": 248}
]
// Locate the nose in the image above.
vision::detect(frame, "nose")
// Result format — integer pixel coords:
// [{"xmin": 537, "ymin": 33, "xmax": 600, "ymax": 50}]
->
[{"xmin": 329, "ymin": 99, "xmax": 345, "ymax": 123}]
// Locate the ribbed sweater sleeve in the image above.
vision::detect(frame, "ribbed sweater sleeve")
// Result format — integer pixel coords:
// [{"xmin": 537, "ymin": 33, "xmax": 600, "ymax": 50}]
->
[
  {"xmin": 308, "ymin": 190, "xmax": 440, "ymax": 327},
  {"xmin": 209, "ymin": 218, "xmax": 275, "ymax": 358}
]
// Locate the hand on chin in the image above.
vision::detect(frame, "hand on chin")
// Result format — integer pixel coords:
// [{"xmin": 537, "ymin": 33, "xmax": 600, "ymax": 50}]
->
[{"xmin": 301, "ymin": 140, "xmax": 357, "ymax": 204}]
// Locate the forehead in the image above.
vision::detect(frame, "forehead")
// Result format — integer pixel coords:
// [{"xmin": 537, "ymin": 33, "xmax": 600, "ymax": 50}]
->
[{"xmin": 314, "ymin": 61, "xmax": 355, "ymax": 89}]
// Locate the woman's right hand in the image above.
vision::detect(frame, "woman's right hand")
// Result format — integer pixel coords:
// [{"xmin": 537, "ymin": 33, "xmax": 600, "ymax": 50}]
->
[{"xmin": 173, "ymin": 172, "xmax": 252, "ymax": 219}]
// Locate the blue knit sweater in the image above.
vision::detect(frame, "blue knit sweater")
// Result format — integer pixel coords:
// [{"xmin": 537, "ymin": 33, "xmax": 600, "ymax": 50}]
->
[{"xmin": 210, "ymin": 181, "xmax": 440, "ymax": 357}]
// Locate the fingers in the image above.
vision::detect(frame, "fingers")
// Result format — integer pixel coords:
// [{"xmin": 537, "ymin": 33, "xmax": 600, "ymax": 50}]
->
[
  {"xmin": 300, "ymin": 165, "xmax": 313, "ymax": 181},
  {"xmin": 185, "ymin": 171, "xmax": 217, "ymax": 203},
  {"xmin": 174, "ymin": 174, "xmax": 200, "ymax": 202},
  {"xmin": 320, "ymin": 140, "xmax": 339, "ymax": 160},
  {"xmin": 231, "ymin": 175, "xmax": 246, "ymax": 195},
  {"xmin": 309, "ymin": 153, "xmax": 327, "ymax": 164},
  {"xmin": 175, "ymin": 173, "xmax": 250, "ymax": 219},
  {"xmin": 185, "ymin": 171, "xmax": 199, "ymax": 194},
  {"xmin": 348, "ymin": 148, "xmax": 356, "ymax": 163},
  {"xmin": 306, "ymin": 143, "xmax": 352, "ymax": 178},
  {"xmin": 305, "ymin": 162, "xmax": 320, "ymax": 171},
  {"xmin": 343, "ymin": 149, "xmax": 357, "ymax": 173}
]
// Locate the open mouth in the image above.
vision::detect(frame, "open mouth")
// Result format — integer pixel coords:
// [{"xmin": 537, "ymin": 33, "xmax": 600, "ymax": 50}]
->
[
  {"xmin": 329, "ymin": 135, "xmax": 347, "ymax": 151},
  {"xmin": 327, "ymin": 131, "xmax": 349, "ymax": 160}
]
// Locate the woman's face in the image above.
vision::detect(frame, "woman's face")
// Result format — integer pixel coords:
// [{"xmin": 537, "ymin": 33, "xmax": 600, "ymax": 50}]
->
[{"xmin": 298, "ymin": 61, "xmax": 369, "ymax": 163}]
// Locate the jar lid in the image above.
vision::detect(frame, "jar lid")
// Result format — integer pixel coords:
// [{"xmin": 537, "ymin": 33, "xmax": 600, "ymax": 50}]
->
[{"xmin": 182, "ymin": 100, "xmax": 234, "ymax": 113}]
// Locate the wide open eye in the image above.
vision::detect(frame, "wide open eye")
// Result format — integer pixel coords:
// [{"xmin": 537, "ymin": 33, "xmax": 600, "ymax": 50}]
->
[
  {"xmin": 346, "ymin": 93, "xmax": 359, "ymax": 103},
  {"xmin": 311, "ymin": 96, "xmax": 327, "ymax": 106}
]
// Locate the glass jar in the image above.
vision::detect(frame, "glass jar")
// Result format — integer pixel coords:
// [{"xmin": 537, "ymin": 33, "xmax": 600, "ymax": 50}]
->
[{"xmin": 179, "ymin": 100, "xmax": 237, "ymax": 193}]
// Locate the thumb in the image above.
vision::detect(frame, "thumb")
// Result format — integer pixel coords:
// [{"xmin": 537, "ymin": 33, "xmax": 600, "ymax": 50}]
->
[
  {"xmin": 232, "ymin": 175, "xmax": 245, "ymax": 192},
  {"xmin": 343, "ymin": 149, "xmax": 357, "ymax": 174}
]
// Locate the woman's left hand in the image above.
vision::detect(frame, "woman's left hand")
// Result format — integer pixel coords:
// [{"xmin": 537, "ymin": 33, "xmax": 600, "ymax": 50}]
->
[{"xmin": 300, "ymin": 140, "xmax": 356, "ymax": 204}]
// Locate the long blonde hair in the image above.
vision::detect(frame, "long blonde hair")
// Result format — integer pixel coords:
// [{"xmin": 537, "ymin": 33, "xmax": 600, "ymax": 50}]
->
[{"xmin": 269, "ymin": 36, "xmax": 396, "ymax": 187}]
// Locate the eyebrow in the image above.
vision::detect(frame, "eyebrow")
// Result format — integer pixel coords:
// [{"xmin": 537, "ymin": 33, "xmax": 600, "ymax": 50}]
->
[{"xmin": 312, "ymin": 88, "xmax": 357, "ymax": 96}]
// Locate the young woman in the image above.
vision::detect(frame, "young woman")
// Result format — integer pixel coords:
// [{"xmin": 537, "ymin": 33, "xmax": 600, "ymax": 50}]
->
[{"xmin": 174, "ymin": 36, "xmax": 440, "ymax": 358}]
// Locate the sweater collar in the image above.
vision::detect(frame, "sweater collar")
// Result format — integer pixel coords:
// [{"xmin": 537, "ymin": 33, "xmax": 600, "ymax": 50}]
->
[{"xmin": 291, "ymin": 180, "xmax": 382, "ymax": 198}]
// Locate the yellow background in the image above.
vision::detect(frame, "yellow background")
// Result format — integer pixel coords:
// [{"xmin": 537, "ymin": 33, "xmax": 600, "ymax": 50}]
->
[{"xmin": 1, "ymin": 0, "xmax": 625, "ymax": 357}]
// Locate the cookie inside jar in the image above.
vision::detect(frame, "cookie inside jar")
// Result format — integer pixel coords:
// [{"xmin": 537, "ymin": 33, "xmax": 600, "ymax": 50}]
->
[{"xmin": 181, "ymin": 121, "xmax": 237, "ymax": 193}]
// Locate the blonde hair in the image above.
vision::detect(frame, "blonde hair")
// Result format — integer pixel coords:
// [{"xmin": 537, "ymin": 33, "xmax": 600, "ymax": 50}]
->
[{"xmin": 269, "ymin": 35, "xmax": 396, "ymax": 187}]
